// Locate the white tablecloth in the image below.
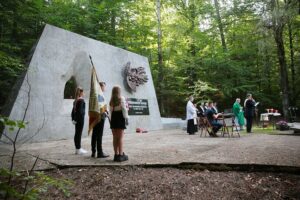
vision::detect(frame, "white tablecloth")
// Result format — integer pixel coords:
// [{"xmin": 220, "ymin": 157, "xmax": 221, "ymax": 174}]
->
[{"xmin": 260, "ymin": 113, "xmax": 281, "ymax": 121}]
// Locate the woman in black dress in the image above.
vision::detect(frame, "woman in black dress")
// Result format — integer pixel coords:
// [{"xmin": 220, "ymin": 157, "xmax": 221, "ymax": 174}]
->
[{"xmin": 109, "ymin": 86, "xmax": 129, "ymax": 162}]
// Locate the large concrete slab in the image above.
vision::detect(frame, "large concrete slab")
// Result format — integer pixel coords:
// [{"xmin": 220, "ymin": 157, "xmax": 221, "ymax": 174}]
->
[
  {"xmin": 1, "ymin": 129, "xmax": 300, "ymax": 171},
  {"xmin": 4, "ymin": 24, "xmax": 162, "ymax": 142}
]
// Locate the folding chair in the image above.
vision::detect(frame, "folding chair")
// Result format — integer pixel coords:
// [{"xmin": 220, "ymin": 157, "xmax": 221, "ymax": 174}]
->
[
  {"xmin": 200, "ymin": 117, "xmax": 213, "ymax": 137},
  {"xmin": 219, "ymin": 117, "xmax": 230, "ymax": 137},
  {"xmin": 231, "ymin": 116, "xmax": 240, "ymax": 137}
]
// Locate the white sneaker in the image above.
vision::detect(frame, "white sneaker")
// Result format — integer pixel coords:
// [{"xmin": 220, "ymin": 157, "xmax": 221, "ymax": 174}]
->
[{"xmin": 75, "ymin": 148, "xmax": 88, "ymax": 155}]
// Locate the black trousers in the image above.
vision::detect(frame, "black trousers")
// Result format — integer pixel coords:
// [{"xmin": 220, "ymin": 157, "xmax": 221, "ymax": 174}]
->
[
  {"xmin": 74, "ymin": 120, "xmax": 84, "ymax": 149},
  {"xmin": 187, "ymin": 119, "xmax": 197, "ymax": 134},
  {"xmin": 246, "ymin": 116, "xmax": 253, "ymax": 133},
  {"xmin": 91, "ymin": 118, "xmax": 105, "ymax": 153}
]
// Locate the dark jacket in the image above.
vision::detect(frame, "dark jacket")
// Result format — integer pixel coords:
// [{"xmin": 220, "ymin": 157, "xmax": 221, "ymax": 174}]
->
[
  {"xmin": 197, "ymin": 106, "xmax": 205, "ymax": 117},
  {"xmin": 245, "ymin": 99, "xmax": 255, "ymax": 118},
  {"xmin": 205, "ymin": 108, "xmax": 215, "ymax": 123},
  {"xmin": 73, "ymin": 98, "xmax": 85, "ymax": 122}
]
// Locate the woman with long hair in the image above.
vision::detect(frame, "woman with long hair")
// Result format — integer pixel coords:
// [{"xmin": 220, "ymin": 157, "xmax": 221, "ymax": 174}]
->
[
  {"xmin": 109, "ymin": 86, "xmax": 129, "ymax": 162},
  {"xmin": 73, "ymin": 87, "xmax": 88, "ymax": 155}
]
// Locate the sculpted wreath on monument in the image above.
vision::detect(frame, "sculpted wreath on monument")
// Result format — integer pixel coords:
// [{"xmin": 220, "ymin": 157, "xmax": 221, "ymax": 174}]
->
[{"xmin": 124, "ymin": 62, "xmax": 148, "ymax": 92}]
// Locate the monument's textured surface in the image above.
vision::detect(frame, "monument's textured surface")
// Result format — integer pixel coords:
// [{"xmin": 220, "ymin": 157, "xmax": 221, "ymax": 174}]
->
[{"xmin": 5, "ymin": 24, "xmax": 162, "ymax": 142}]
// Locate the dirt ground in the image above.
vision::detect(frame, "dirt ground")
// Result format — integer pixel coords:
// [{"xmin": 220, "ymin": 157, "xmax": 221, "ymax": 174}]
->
[{"xmin": 45, "ymin": 166, "xmax": 300, "ymax": 200}]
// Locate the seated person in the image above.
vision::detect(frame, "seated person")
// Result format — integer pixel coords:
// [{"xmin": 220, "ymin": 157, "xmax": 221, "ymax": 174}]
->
[
  {"xmin": 205, "ymin": 102, "xmax": 223, "ymax": 137},
  {"xmin": 212, "ymin": 102, "xmax": 218, "ymax": 114},
  {"xmin": 197, "ymin": 103, "xmax": 205, "ymax": 117}
]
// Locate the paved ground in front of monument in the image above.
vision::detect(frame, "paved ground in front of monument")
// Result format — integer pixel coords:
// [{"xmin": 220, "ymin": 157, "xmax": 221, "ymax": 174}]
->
[{"xmin": 1, "ymin": 129, "xmax": 300, "ymax": 171}]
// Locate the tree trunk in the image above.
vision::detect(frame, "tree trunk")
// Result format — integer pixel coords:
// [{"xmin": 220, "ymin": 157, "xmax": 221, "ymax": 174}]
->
[
  {"xmin": 156, "ymin": 0, "xmax": 164, "ymax": 115},
  {"xmin": 287, "ymin": 20, "xmax": 295, "ymax": 105},
  {"xmin": 110, "ymin": 8, "xmax": 116, "ymax": 45},
  {"xmin": 274, "ymin": 30, "xmax": 289, "ymax": 119},
  {"xmin": 270, "ymin": 0, "xmax": 290, "ymax": 118},
  {"xmin": 188, "ymin": 3, "xmax": 197, "ymax": 86},
  {"xmin": 213, "ymin": 0, "xmax": 227, "ymax": 51}
]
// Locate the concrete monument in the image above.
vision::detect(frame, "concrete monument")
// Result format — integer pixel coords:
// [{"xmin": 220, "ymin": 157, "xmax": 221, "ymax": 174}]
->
[{"xmin": 2, "ymin": 24, "xmax": 162, "ymax": 142}]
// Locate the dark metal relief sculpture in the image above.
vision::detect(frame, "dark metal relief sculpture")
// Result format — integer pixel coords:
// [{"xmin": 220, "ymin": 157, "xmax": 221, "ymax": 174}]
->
[{"xmin": 124, "ymin": 62, "xmax": 148, "ymax": 92}]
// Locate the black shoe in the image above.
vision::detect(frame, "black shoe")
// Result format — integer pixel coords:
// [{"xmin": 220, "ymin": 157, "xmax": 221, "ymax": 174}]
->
[
  {"xmin": 91, "ymin": 152, "xmax": 95, "ymax": 158},
  {"xmin": 97, "ymin": 152, "xmax": 109, "ymax": 158},
  {"xmin": 113, "ymin": 154, "xmax": 120, "ymax": 162},
  {"xmin": 118, "ymin": 153, "xmax": 128, "ymax": 162}
]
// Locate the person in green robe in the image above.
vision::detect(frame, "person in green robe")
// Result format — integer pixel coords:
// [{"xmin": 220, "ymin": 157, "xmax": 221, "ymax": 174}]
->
[{"xmin": 233, "ymin": 98, "xmax": 245, "ymax": 130}]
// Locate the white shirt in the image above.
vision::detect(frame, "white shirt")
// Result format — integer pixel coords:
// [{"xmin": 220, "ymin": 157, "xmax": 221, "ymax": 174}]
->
[{"xmin": 186, "ymin": 100, "xmax": 197, "ymax": 120}]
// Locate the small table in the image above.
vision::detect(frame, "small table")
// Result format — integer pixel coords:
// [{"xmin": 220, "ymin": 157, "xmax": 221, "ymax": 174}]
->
[{"xmin": 260, "ymin": 113, "xmax": 281, "ymax": 129}]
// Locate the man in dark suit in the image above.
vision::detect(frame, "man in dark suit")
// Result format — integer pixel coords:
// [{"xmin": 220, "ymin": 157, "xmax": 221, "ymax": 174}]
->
[
  {"xmin": 244, "ymin": 94, "xmax": 256, "ymax": 133},
  {"xmin": 205, "ymin": 102, "xmax": 223, "ymax": 137}
]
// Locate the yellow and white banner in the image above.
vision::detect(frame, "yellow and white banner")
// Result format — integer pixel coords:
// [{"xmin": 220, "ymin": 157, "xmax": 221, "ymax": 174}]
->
[{"xmin": 88, "ymin": 67, "xmax": 103, "ymax": 134}]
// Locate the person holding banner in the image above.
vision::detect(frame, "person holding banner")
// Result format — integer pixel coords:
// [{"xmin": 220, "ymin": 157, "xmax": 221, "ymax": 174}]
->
[
  {"xmin": 73, "ymin": 87, "xmax": 88, "ymax": 155},
  {"xmin": 109, "ymin": 86, "xmax": 129, "ymax": 162},
  {"xmin": 91, "ymin": 82, "xmax": 109, "ymax": 158}
]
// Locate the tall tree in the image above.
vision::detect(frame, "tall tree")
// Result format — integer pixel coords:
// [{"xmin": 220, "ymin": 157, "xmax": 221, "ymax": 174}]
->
[
  {"xmin": 213, "ymin": 0, "xmax": 227, "ymax": 51},
  {"xmin": 156, "ymin": 0, "xmax": 164, "ymax": 114},
  {"xmin": 270, "ymin": 0, "xmax": 290, "ymax": 118}
]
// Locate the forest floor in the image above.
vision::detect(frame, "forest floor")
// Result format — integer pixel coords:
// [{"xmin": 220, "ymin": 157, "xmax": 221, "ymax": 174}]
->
[{"xmin": 44, "ymin": 166, "xmax": 300, "ymax": 200}]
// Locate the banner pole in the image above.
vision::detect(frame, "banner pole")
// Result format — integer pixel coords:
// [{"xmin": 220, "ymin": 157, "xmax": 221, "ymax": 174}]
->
[{"xmin": 88, "ymin": 54, "xmax": 111, "ymax": 125}]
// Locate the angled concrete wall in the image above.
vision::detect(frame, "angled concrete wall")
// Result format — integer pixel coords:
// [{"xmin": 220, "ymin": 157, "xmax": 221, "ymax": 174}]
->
[{"xmin": 6, "ymin": 24, "xmax": 162, "ymax": 142}]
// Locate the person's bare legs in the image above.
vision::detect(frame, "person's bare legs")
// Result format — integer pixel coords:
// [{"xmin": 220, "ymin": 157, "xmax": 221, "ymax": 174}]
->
[
  {"xmin": 118, "ymin": 129, "xmax": 124, "ymax": 154},
  {"xmin": 116, "ymin": 129, "xmax": 128, "ymax": 161},
  {"xmin": 112, "ymin": 129, "xmax": 119, "ymax": 155}
]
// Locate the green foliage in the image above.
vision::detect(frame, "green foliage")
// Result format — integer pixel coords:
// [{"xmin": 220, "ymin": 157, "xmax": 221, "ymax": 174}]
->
[
  {"xmin": 0, "ymin": 0, "xmax": 299, "ymax": 117},
  {"xmin": 191, "ymin": 80, "xmax": 219, "ymax": 104},
  {"xmin": 0, "ymin": 116, "xmax": 27, "ymax": 132},
  {"xmin": 0, "ymin": 117, "xmax": 72, "ymax": 199},
  {"xmin": 0, "ymin": 168, "xmax": 73, "ymax": 200}
]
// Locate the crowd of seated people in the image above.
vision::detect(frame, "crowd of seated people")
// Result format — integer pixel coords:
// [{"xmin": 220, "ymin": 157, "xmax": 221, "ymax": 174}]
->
[
  {"xmin": 193, "ymin": 100, "xmax": 223, "ymax": 137},
  {"xmin": 187, "ymin": 94, "xmax": 251, "ymax": 137}
]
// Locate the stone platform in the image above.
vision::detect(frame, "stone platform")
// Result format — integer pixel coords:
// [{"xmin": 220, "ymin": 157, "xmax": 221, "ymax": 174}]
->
[{"xmin": 1, "ymin": 129, "xmax": 300, "ymax": 171}]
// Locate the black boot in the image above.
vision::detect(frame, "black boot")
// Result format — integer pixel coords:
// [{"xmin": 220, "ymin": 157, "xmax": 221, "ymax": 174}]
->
[{"xmin": 91, "ymin": 152, "xmax": 95, "ymax": 158}]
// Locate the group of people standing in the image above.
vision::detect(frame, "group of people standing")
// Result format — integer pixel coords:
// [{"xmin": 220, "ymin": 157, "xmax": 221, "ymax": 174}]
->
[
  {"xmin": 233, "ymin": 94, "xmax": 257, "ymax": 133},
  {"xmin": 72, "ymin": 82, "xmax": 129, "ymax": 162},
  {"xmin": 186, "ymin": 93, "xmax": 257, "ymax": 136}
]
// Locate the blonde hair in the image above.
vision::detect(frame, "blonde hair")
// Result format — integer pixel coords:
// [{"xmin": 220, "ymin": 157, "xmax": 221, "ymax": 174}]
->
[
  {"xmin": 74, "ymin": 87, "xmax": 83, "ymax": 100},
  {"xmin": 109, "ymin": 86, "xmax": 121, "ymax": 107}
]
